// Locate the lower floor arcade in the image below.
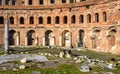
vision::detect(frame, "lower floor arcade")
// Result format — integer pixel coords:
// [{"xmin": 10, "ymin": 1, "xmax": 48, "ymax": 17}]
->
[{"xmin": 1, "ymin": 25, "xmax": 120, "ymax": 54}]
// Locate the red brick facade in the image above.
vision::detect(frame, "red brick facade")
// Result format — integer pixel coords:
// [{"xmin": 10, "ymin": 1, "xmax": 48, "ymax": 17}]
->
[{"xmin": 0, "ymin": 0, "xmax": 120, "ymax": 54}]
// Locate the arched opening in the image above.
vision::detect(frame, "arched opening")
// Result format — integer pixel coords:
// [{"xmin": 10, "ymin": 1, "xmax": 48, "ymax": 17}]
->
[
  {"xmin": 39, "ymin": 17, "xmax": 43, "ymax": 24},
  {"xmin": 5, "ymin": 0, "xmax": 9, "ymax": 5},
  {"xmin": 78, "ymin": 30, "xmax": 84, "ymax": 47},
  {"xmin": 61, "ymin": 30, "xmax": 71, "ymax": 47},
  {"xmin": 12, "ymin": 0, "xmax": 16, "ymax": 5},
  {"xmin": 39, "ymin": 0, "xmax": 43, "ymax": 5},
  {"xmin": 10, "ymin": 17, "xmax": 14, "ymax": 24},
  {"xmin": 55, "ymin": 16, "xmax": 59, "ymax": 24},
  {"xmin": 50, "ymin": 0, "xmax": 54, "ymax": 4},
  {"xmin": 95, "ymin": 13, "xmax": 99, "ymax": 22},
  {"xmin": 47, "ymin": 16, "xmax": 51, "ymax": 24},
  {"xmin": 9, "ymin": 30, "xmax": 16, "ymax": 45},
  {"xmin": 70, "ymin": 0, "xmax": 74, "ymax": 3},
  {"xmin": 103, "ymin": 12, "xmax": 107, "ymax": 22},
  {"xmin": 91, "ymin": 29, "xmax": 100, "ymax": 49},
  {"xmin": 0, "ymin": 16, "xmax": 4, "ymax": 24},
  {"xmin": 45, "ymin": 30, "xmax": 55, "ymax": 46},
  {"xmin": 87, "ymin": 14, "xmax": 91, "ymax": 23},
  {"xmin": 79, "ymin": 15, "xmax": 84, "ymax": 23},
  {"xmin": 71, "ymin": 15, "xmax": 76, "ymax": 24},
  {"xmin": 29, "ymin": 16, "xmax": 34, "ymax": 24},
  {"xmin": 62, "ymin": 0, "xmax": 66, "ymax": 3},
  {"xmin": 27, "ymin": 30, "xmax": 35, "ymax": 45},
  {"xmin": 0, "ymin": 0, "xmax": 2, "ymax": 5},
  {"xmin": 80, "ymin": 0, "xmax": 86, "ymax": 2},
  {"xmin": 28, "ymin": 0, "xmax": 32, "ymax": 5},
  {"xmin": 63, "ymin": 16, "xmax": 67, "ymax": 24},
  {"xmin": 108, "ymin": 29, "xmax": 116, "ymax": 50},
  {"xmin": 19, "ymin": 17, "xmax": 24, "ymax": 24}
]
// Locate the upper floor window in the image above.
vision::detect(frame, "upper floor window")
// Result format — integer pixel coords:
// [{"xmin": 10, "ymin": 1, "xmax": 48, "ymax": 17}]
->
[
  {"xmin": 95, "ymin": 13, "xmax": 99, "ymax": 22},
  {"xmin": 80, "ymin": 0, "xmax": 86, "ymax": 2},
  {"xmin": 63, "ymin": 16, "xmax": 67, "ymax": 24},
  {"xmin": 70, "ymin": 0, "xmax": 75, "ymax": 3},
  {"xmin": 62, "ymin": 0, "xmax": 66, "ymax": 3},
  {"xmin": 103, "ymin": 12, "xmax": 107, "ymax": 22},
  {"xmin": 71, "ymin": 15, "xmax": 76, "ymax": 23},
  {"xmin": 39, "ymin": 0, "xmax": 43, "ymax": 5},
  {"xmin": 87, "ymin": 14, "xmax": 91, "ymax": 23},
  {"xmin": 12, "ymin": 0, "xmax": 16, "ymax": 5},
  {"xmin": 50, "ymin": 0, "xmax": 54, "ymax": 4},
  {"xmin": 10, "ymin": 17, "xmax": 14, "ymax": 24},
  {"xmin": 0, "ymin": 16, "xmax": 4, "ymax": 24},
  {"xmin": 29, "ymin": 0, "xmax": 32, "ymax": 5},
  {"xmin": 39, "ymin": 17, "xmax": 43, "ymax": 24},
  {"xmin": 0, "ymin": 0, "xmax": 2, "ymax": 5},
  {"xmin": 30, "ymin": 16, "xmax": 34, "ymax": 24},
  {"xmin": 55, "ymin": 16, "xmax": 59, "ymax": 24},
  {"xmin": 5, "ymin": 0, "xmax": 9, "ymax": 5},
  {"xmin": 47, "ymin": 17, "xmax": 51, "ymax": 24},
  {"xmin": 79, "ymin": 15, "xmax": 84, "ymax": 23},
  {"xmin": 20, "ymin": 17, "xmax": 24, "ymax": 24}
]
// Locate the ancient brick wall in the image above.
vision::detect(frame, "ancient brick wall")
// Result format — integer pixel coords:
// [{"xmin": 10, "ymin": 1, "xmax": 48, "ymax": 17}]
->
[{"xmin": 0, "ymin": 0, "xmax": 120, "ymax": 54}]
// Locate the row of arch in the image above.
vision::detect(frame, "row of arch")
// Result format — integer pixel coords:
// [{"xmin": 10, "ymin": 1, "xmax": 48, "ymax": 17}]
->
[
  {"xmin": 9, "ymin": 27, "xmax": 116, "ymax": 50},
  {"xmin": 0, "ymin": 12, "xmax": 107, "ymax": 25},
  {"xmin": 0, "ymin": 0, "xmax": 86, "ymax": 6}
]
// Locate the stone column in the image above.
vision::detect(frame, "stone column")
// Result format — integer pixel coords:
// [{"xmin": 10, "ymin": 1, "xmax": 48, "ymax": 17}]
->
[
  {"xmin": 83, "ymin": 36, "xmax": 86, "ymax": 48},
  {"xmin": 35, "ymin": 34, "xmax": 38, "ymax": 45},
  {"xmin": 69, "ymin": 32, "xmax": 72, "ymax": 47},
  {"xmin": 4, "ymin": 19, "xmax": 9, "ymax": 54},
  {"xmin": 42, "ymin": 36, "xmax": 45, "ymax": 46},
  {"xmin": 76, "ymin": 36, "xmax": 79, "ymax": 47},
  {"xmin": 25, "ymin": 35, "xmax": 27, "ymax": 46},
  {"xmin": 59, "ymin": 35, "xmax": 62, "ymax": 46},
  {"xmin": 16, "ymin": 32, "xmax": 19, "ymax": 46}
]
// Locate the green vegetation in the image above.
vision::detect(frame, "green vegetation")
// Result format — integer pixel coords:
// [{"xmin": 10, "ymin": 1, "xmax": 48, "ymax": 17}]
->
[{"xmin": 0, "ymin": 46, "xmax": 120, "ymax": 74}]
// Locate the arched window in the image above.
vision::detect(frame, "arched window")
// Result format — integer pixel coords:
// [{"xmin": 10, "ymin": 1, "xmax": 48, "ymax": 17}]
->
[
  {"xmin": 50, "ymin": 0, "xmax": 54, "ymax": 4},
  {"xmin": 95, "ymin": 13, "xmax": 99, "ymax": 22},
  {"xmin": 12, "ymin": 0, "xmax": 16, "ymax": 5},
  {"xmin": 10, "ymin": 17, "xmax": 14, "ymax": 24},
  {"xmin": 55, "ymin": 16, "xmax": 59, "ymax": 24},
  {"xmin": 80, "ymin": 0, "xmax": 86, "ymax": 2},
  {"xmin": 62, "ymin": 0, "xmax": 66, "ymax": 3},
  {"xmin": 39, "ymin": 0, "xmax": 43, "ymax": 5},
  {"xmin": 39, "ymin": 17, "xmax": 43, "ymax": 24},
  {"xmin": 0, "ymin": 0, "xmax": 2, "ymax": 5},
  {"xmin": 70, "ymin": 0, "xmax": 74, "ymax": 3},
  {"xmin": 63, "ymin": 16, "xmax": 67, "ymax": 24},
  {"xmin": 87, "ymin": 14, "xmax": 91, "ymax": 23},
  {"xmin": 79, "ymin": 15, "xmax": 84, "ymax": 23},
  {"xmin": 103, "ymin": 12, "xmax": 107, "ymax": 22},
  {"xmin": 71, "ymin": 15, "xmax": 76, "ymax": 23},
  {"xmin": 0, "ymin": 16, "xmax": 4, "ymax": 24},
  {"xmin": 47, "ymin": 17, "xmax": 51, "ymax": 24},
  {"xmin": 30, "ymin": 16, "xmax": 34, "ymax": 24},
  {"xmin": 28, "ymin": 0, "xmax": 32, "ymax": 5},
  {"xmin": 5, "ymin": 0, "xmax": 9, "ymax": 5},
  {"xmin": 20, "ymin": 17, "xmax": 24, "ymax": 24}
]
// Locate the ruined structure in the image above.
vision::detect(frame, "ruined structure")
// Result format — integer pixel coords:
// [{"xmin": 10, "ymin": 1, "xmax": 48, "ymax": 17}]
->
[{"xmin": 0, "ymin": 0, "xmax": 120, "ymax": 54}]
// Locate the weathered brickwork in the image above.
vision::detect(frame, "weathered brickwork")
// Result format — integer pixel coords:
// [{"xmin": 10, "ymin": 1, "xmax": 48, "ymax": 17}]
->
[{"xmin": 0, "ymin": 0, "xmax": 120, "ymax": 54}]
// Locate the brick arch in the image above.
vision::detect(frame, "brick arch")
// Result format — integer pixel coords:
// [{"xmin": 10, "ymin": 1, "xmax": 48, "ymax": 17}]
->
[
  {"xmin": 91, "ymin": 28, "xmax": 101, "ymax": 49},
  {"xmin": 9, "ymin": 30, "xmax": 17, "ymax": 45},
  {"xmin": 0, "ymin": 16, "xmax": 4, "ymax": 24},
  {"xmin": 61, "ymin": 30, "xmax": 71, "ymax": 47},
  {"xmin": 107, "ymin": 27, "xmax": 117, "ymax": 51},
  {"xmin": 27, "ymin": 30, "xmax": 36, "ymax": 45},
  {"xmin": 45, "ymin": 30, "xmax": 55, "ymax": 46},
  {"xmin": 78, "ymin": 29, "xmax": 85, "ymax": 47}
]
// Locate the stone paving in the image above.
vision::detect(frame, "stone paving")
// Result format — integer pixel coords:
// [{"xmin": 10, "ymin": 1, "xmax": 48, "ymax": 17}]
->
[{"xmin": 0, "ymin": 54, "xmax": 48, "ymax": 64}]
